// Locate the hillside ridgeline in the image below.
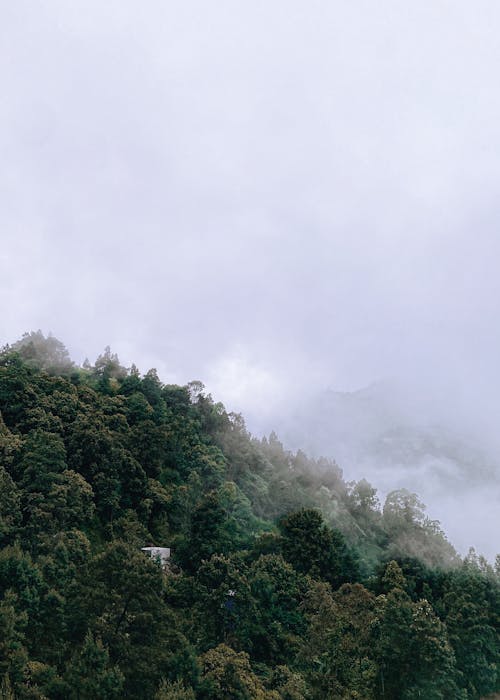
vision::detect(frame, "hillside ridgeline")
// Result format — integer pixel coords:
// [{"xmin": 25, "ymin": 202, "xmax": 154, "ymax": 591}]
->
[{"xmin": 0, "ymin": 332, "xmax": 498, "ymax": 699}]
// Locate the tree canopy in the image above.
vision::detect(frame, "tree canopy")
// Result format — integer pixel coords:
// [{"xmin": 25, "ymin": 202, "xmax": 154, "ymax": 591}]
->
[{"xmin": 0, "ymin": 335, "xmax": 497, "ymax": 698}]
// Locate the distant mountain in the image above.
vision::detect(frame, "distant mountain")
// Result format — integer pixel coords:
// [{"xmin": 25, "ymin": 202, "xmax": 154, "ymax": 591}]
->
[{"xmin": 272, "ymin": 381, "xmax": 500, "ymax": 558}]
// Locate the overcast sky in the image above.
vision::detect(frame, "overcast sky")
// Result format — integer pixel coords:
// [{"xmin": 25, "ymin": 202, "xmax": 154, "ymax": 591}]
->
[{"xmin": 2, "ymin": 1, "xmax": 500, "ymax": 434}]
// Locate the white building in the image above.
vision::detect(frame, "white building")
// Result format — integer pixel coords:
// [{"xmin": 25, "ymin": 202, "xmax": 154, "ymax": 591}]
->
[{"xmin": 141, "ymin": 546, "xmax": 171, "ymax": 568}]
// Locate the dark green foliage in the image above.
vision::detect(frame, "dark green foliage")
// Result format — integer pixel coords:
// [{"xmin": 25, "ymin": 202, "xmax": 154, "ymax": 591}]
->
[
  {"xmin": 0, "ymin": 336, "xmax": 497, "ymax": 699},
  {"xmin": 0, "ymin": 467, "xmax": 21, "ymax": 546},
  {"xmin": 245, "ymin": 554, "xmax": 308, "ymax": 665},
  {"xmin": 299, "ymin": 580, "xmax": 378, "ymax": 698},
  {"xmin": 155, "ymin": 679, "xmax": 196, "ymax": 699},
  {"xmin": 279, "ymin": 508, "xmax": 359, "ymax": 587},
  {"xmin": 197, "ymin": 643, "xmax": 274, "ymax": 699},
  {"xmin": 0, "ymin": 591, "xmax": 28, "ymax": 686},
  {"xmin": 440, "ymin": 556, "xmax": 500, "ymax": 697},
  {"xmin": 179, "ymin": 490, "xmax": 232, "ymax": 572},
  {"xmin": 64, "ymin": 630, "xmax": 124, "ymax": 699}
]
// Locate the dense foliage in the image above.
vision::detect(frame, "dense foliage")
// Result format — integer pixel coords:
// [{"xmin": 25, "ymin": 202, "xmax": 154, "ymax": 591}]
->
[{"xmin": 0, "ymin": 331, "xmax": 498, "ymax": 699}]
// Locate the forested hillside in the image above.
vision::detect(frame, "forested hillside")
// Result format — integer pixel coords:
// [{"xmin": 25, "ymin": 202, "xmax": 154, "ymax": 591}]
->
[{"xmin": 0, "ymin": 332, "xmax": 498, "ymax": 699}]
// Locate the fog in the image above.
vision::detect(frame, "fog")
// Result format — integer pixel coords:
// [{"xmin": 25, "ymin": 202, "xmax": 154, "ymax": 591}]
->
[
  {"xmin": 1, "ymin": 2, "xmax": 500, "ymax": 558},
  {"xmin": 262, "ymin": 381, "xmax": 500, "ymax": 560}
]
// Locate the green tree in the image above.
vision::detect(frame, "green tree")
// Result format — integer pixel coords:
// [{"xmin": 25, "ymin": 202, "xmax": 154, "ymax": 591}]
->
[
  {"xmin": 11, "ymin": 331, "xmax": 74, "ymax": 375},
  {"xmin": 268, "ymin": 666, "xmax": 308, "ymax": 700},
  {"xmin": 198, "ymin": 644, "xmax": 278, "ymax": 699},
  {"xmin": 382, "ymin": 490, "xmax": 457, "ymax": 567},
  {"xmin": 246, "ymin": 554, "xmax": 308, "ymax": 665},
  {"xmin": 75, "ymin": 541, "xmax": 193, "ymax": 697},
  {"xmin": 0, "ymin": 546, "xmax": 45, "ymax": 651},
  {"xmin": 405, "ymin": 599, "xmax": 460, "ymax": 699},
  {"xmin": 0, "ymin": 592, "xmax": 28, "ymax": 688},
  {"xmin": 16, "ymin": 430, "xmax": 67, "ymax": 488},
  {"xmin": 155, "ymin": 679, "xmax": 196, "ymax": 699},
  {"xmin": 279, "ymin": 508, "xmax": 359, "ymax": 587},
  {"xmin": 64, "ymin": 631, "xmax": 124, "ymax": 699},
  {"xmin": 441, "ymin": 562, "xmax": 500, "ymax": 697},
  {"xmin": 92, "ymin": 346, "xmax": 127, "ymax": 392},
  {"xmin": 179, "ymin": 490, "xmax": 238, "ymax": 572},
  {"xmin": 375, "ymin": 564, "xmax": 460, "ymax": 700},
  {"xmin": 0, "ymin": 467, "xmax": 21, "ymax": 545},
  {"xmin": 300, "ymin": 580, "xmax": 378, "ymax": 698},
  {"xmin": 22, "ymin": 470, "xmax": 94, "ymax": 541}
]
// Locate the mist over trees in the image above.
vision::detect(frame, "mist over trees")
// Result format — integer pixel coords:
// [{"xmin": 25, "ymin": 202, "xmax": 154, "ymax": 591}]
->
[
  {"xmin": 268, "ymin": 382, "xmax": 500, "ymax": 561},
  {"xmin": 0, "ymin": 333, "xmax": 498, "ymax": 699}
]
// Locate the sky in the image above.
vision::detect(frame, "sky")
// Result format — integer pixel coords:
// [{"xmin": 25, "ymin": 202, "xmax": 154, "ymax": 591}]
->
[{"xmin": 2, "ymin": 3, "xmax": 500, "ymax": 550}]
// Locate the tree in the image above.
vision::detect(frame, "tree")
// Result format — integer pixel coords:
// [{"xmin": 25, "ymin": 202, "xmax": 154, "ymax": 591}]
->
[
  {"xmin": 75, "ymin": 541, "xmax": 193, "ymax": 698},
  {"xmin": 0, "ymin": 416, "xmax": 22, "ymax": 474},
  {"xmin": 16, "ymin": 430, "xmax": 67, "ymax": 489},
  {"xmin": 66, "ymin": 414, "xmax": 120, "ymax": 521},
  {"xmin": 381, "ymin": 560, "xmax": 407, "ymax": 592},
  {"xmin": 179, "ymin": 490, "xmax": 236, "ymax": 572},
  {"xmin": 11, "ymin": 331, "xmax": 74, "ymax": 375},
  {"xmin": 64, "ymin": 631, "xmax": 124, "ymax": 699},
  {"xmin": 279, "ymin": 508, "xmax": 359, "ymax": 587},
  {"xmin": 155, "ymin": 679, "xmax": 196, "ymax": 699},
  {"xmin": 441, "ymin": 563, "xmax": 500, "ymax": 697},
  {"xmin": 92, "ymin": 347, "xmax": 127, "ymax": 386},
  {"xmin": 375, "ymin": 563, "xmax": 460, "ymax": 700},
  {"xmin": 0, "ymin": 546, "xmax": 45, "ymax": 650},
  {"xmin": 0, "ymin": 592, "xmax": 28, "ymax": 688},
  {"xmin": 300, "ymin": 580, "xmax": 378, "ymax": 698},
  {"xmin": 0, "ymin": 467, "xmax": 21, "ymax": 545},
  {"xmin": 246, "ymin": 554, "xmax": 308, "ymax": 665},
  {"xmin": 268, "ymin": 666, "xmax": 307, "ymax": 700},
  {"xmin": 382, "ymin": 490, "xmax": 457, "ymax": 567},
  {"xmin": 405, "ymin": 599, "xmax": 460, "ymax": 699},
  {"xmin": 192, "ymin": 554, "xmax": 252, "ymax": 650},
  {"xmin": 0, "ymin": 673, "xmax": 15, "ymax": 700},
  {"xmin": 22, "ymin": 470, "xmax": 94, "ymax": 541},
  {"xmin": 0, "ymin": 352, "xmax": 37, "ymax": 427},
  {"xmin": 198, "ymin": 644, "xmax": 278, "ymax": 699}
]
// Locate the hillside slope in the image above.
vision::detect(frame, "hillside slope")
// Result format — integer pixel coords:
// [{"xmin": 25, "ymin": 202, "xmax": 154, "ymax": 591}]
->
[{"xmin": 0, "ymin": 333, "xmax": 498, "ymax": 699}]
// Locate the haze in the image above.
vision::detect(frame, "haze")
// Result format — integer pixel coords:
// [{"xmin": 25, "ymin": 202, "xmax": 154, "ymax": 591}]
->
[{"xmin": 2, "ymin": 2, "xmax": 499, "ymax": 558}]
